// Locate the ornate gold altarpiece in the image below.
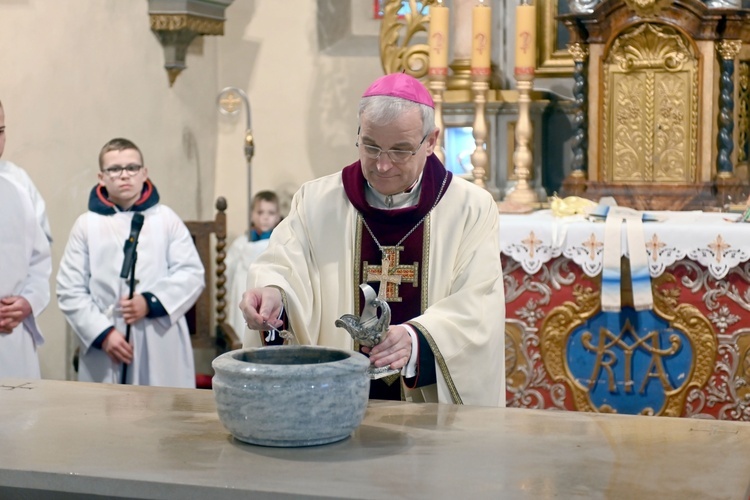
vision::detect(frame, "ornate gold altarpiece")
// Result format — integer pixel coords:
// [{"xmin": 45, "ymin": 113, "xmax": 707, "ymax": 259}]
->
[{"xmin": 560, "ymin": 0, "xmax": 750, "ymax": 210}]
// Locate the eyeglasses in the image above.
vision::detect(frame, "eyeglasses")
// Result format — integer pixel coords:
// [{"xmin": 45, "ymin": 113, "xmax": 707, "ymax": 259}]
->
[
  {"xmin": 356, "ymin": 132, "xmax": 429, "ymax": 163},
  {"xmin": 102, "ymin": 164, "xmax": 143, "ymax": 177}
]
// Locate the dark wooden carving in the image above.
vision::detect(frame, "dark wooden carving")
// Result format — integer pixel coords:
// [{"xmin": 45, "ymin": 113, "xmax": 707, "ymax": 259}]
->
[
  {"xmin": 558, "ymin": 0, "xmax": 750, "ymax": 210},
  {"xmin": 184, "ymin": 197, "xmax": 242, "ymax": 354}
]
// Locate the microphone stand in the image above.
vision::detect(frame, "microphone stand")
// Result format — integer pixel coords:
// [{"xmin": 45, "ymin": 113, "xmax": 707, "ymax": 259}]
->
[{"xmin": 120, "ymin": 247, "xmax": 138, "ymax": 385}]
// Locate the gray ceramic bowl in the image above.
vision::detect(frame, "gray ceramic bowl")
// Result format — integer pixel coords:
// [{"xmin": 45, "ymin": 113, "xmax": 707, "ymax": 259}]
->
[{"xmin": 212, "ymin": 345, "xmax": 370, "ymax": 447}]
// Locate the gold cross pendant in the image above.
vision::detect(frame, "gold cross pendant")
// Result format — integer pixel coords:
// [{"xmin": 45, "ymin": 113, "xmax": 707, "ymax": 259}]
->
[{"xmin": 363, "ymin": 246, "xmax": 418, "ymax": 302}]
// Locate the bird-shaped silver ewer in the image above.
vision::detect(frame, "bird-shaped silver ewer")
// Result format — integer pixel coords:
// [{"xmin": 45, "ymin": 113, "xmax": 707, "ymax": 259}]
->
[{"xmin": 335, "ymin": 284, "xmax": 400, "ymax": 380}]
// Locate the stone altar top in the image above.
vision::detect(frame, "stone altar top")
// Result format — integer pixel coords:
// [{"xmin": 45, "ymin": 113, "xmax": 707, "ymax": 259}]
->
[{"xmin": 0, "ymin": 378, "xmax": 748, "ymax": 499}]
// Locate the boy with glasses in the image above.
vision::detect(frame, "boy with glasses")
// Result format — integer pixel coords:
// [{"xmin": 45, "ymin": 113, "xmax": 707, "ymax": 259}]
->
[
  {"xmin": 240, "ymin": 74, "xmax": 505, "ymax": 406},
  {"xmin": 57, "ymin": 138, "xmax": 205, "ymax": 388}
]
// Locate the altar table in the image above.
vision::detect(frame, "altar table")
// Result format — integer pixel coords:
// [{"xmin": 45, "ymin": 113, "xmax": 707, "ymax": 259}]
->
[
  {"xmin": 500, "ymin": 210, "xmax": 750, "ymax": 419},
  {"xmin": 1, "ymin": 378, "xmax": 749, "ymax": 499}
]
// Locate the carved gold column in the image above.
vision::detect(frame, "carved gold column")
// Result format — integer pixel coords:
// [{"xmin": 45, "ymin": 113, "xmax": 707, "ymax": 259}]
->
[
  {"xmin": 716, "ymin": 40, "xmax": 742, "ymax": 179},
  {"xmin": 448, "ymin": 0, "xmax": 474, "ymax": 90},
  {"xmin": 715, "ymin": 39, "xmax": 743, "ymax": 205},
  {"xmin": 506, "ymin": 0, "xmax": 538, "ymax": 204},
  {"xmin": 506, "ymin": 79, "xmax": 538, "ymax": 203},
  {"xmin": 469, "ymin": 0, "xmax": 492, "ymax": 189},
  {"xmin": 427, "ymin": 0, "xmax": 449, "ymax": 164},
  {"xmin": 470, "ymin": 76, "xmax": 490, "ymax": 189},
  {"xmin": 561, "ymin": 42, "xmax": 589, "ymax": 197},
  {"xmin": 429, "ymin": 78, "xmax": 447, "ymax": 164}
]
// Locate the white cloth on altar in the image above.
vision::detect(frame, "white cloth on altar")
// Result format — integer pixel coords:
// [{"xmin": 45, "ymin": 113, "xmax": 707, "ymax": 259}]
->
[
  {"xmin": 0, "ymin": 160, "xmax": 52, "ymax": 242},
  {"xmin": 500, "ymin": 210, "xmax": 748, "ymax": 280},
  {"xmin": 225, "ymin": 236, "xmax": 269, "ymax": 347},
  {"xmin": 0, "ymin": 176, "xmax": 51, "ymax": 379},
  {"xmin": 246, "ymin": 172, "xmax": 505, "ymax": 407},
  {"xmin": 56, "ymin": 205, "xmax": 204, "ymax": 388}
]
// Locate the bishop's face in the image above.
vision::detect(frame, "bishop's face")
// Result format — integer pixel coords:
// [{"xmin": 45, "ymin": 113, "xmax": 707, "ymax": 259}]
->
[{"xmin": 358, "ymin": 107, "xmax": 438, "ymax": 196}]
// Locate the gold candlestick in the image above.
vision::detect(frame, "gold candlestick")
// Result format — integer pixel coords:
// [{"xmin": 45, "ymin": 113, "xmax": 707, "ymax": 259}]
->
[
  {"xmin": 506, "ymin": 0, "xmax": 538, "ymax": 205},
  {"xmin": 505, "ymin": 79, "xmax": 538, "ymax": 204},
  {"xmin": 429, "ymin": 77, "xmax": 447, "ymax": 164},
  {"xmin": 470, "ymin": 75, "xmax": 490, "ymax": 189}
]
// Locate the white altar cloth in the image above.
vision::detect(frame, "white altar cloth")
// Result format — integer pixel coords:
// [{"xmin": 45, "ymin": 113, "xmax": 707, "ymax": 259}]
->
[{"xmin": 500, "ymin": 210, "xmax": 750, "ymax": 279}]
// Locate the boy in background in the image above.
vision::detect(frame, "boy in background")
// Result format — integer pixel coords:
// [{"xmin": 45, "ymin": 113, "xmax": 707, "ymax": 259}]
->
[
  {"xmin": 226, "ymin": 190, "xmax": 282, "ymax": 345},
  {"xmin": 248, "ymin": 190, "xmax": 282, "ymax": 241},
  {"xmin": 57, "ymin": 138, "xmax": 204, "ymax": 387}
]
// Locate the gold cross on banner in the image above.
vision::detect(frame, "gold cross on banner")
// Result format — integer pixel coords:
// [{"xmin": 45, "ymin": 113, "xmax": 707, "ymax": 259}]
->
[{"xmin": 363, "ymin": 246, "xmax": 418, "ymax": 302}]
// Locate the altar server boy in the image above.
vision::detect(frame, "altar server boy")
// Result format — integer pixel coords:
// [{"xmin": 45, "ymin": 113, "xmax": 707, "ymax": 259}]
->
[
  {"xmin": 57, "ymin": 138, "xmax": 204, "ymax": 388},
  {"xmin": 0, "ymin": 175, "xmax": 51, "ymax": 378}
]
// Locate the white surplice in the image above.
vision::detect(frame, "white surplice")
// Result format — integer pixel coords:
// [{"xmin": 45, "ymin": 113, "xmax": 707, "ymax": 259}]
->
[
  {"xmin": 0, "ymin": 160, "xmax": 52, "ymax": 242},
  {"xmin": 56, "ymin": 205, "xmax": 204, "ymax": 388},
  {"xmin": 225, "ymin": 236, "xmax": 270, "ymax": 348},
  {"xmin": 246, "ymin": 173, "xmax": 505, "ymax": 407},
  {"xmin": 0, "ymin": 176, "xmax": 51, "ymax": 379}
]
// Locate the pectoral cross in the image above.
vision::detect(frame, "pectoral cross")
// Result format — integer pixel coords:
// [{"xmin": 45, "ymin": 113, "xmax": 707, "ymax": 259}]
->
[{"xmin": 364, "ymin": 246, "xmax": 418, "ymax": 302}]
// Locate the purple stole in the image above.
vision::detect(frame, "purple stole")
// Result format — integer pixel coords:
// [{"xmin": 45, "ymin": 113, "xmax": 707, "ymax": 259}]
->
[{"xmin": 342, "ymin": 155, "xmax": 452, "ymax": 322}]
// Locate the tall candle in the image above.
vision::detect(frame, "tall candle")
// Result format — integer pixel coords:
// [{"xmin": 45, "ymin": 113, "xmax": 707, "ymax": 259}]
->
[
  {"xmin": 471, "ymin": 0, "xmax": 491, "ymax": 75},
  {"xmin": 514, "ymin": 2, "xmax": 536, "ymax": 77},
  {"xmin": 428, "ymin": 1, "xmax": 449, "ymax": 76},
  {"xmin": 452, "ymin": 0, "xmax": 473, "ymax": 60}
]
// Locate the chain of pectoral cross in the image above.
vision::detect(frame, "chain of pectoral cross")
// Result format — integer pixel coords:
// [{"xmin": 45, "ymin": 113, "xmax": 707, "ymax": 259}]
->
[
  {"xmin": 360, "ymin": 171, "xmax": 448, "ymax": 258},
  {"xmin": 360, "ymin": 172, "xmax": 448, "ymax": 300}
]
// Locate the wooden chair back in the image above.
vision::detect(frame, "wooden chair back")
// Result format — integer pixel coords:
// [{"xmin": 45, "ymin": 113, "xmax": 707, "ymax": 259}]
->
[{"xmin": 184, "ymin": 197, "xmax": 242, "ymax": 384}]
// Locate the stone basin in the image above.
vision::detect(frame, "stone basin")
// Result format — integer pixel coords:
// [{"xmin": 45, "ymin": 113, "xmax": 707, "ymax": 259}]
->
[{"xmin": 212, "ymin": 345, "xmax": 370, "ymax": 447}]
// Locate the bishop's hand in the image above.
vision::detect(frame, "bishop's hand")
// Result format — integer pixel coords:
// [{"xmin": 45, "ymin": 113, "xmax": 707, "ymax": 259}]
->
[
  {"xmin": 240, "ymin": 287, "xmax": 283, "ymax": 330},
  {"xmin": 362, "ymin": 325, "xmax": 412, "ymax": 371}
]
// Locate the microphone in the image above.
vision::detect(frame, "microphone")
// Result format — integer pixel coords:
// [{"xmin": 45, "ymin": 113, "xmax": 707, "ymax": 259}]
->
[{"xmin": 120, "ymin": 213, "xmax": 145, "ymax": 279}]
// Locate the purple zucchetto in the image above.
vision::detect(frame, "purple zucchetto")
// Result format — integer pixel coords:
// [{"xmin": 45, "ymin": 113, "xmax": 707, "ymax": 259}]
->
[{"xmin": 362, "ymin": 73, "xmax": 434, "ymax": 108}]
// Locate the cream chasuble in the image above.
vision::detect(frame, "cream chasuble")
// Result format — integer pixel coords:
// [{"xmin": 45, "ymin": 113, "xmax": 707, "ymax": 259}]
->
[{"xmin": 246, "ymin": 160, "xmax": 505, "ymax": 407}]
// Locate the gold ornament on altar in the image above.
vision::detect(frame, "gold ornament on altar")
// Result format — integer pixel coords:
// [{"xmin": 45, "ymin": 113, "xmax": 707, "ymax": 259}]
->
[{"xmin": 549, "ymin": 195, "xmax": 597, "ymax": 217}]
